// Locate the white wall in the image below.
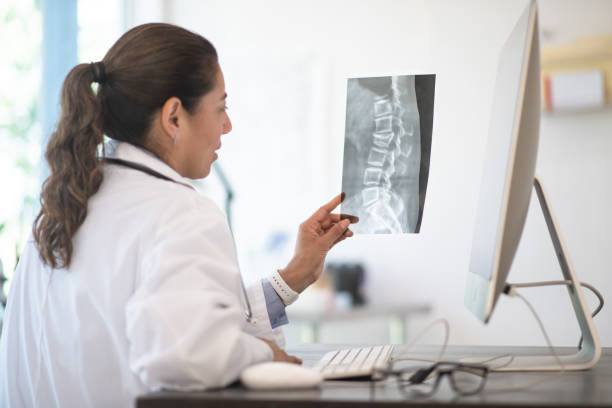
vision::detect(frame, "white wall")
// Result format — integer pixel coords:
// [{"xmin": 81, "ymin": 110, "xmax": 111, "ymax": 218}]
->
[{"xmin": 166, "ymin": 0, "xmax": 612, "ymax": 347}]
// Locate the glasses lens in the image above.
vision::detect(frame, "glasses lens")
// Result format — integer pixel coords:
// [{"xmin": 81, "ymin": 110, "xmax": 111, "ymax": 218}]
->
[{"xmin": 450, "ymin": 366, "xmax": 487, "ymax": 395}]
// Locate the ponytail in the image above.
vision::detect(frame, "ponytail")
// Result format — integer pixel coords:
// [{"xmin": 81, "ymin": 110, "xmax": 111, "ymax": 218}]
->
[
  {"xmin": 33, "ymin": 63, "xmax": 105, "ymax": 269},
  {"xmin": 33, "ymin": 23, "xmax": 219, "ymax": 269}
]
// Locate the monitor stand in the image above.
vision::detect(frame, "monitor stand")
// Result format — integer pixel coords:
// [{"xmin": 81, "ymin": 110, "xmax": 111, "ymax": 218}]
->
[{"xmin": 469, "ymin": 177, "xmax": 602, "ymax": 371}]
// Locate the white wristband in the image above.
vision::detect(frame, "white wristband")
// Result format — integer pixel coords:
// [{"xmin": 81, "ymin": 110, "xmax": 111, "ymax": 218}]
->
[{"xmin": 268, "ymin": 270, "xmax": 299, "ymax": 306}]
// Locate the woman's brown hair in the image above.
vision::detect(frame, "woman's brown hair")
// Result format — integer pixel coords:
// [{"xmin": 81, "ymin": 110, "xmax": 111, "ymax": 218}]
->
[{"xmin": 33, "ymin": 23, "xmax": 219, "ymax": 269}]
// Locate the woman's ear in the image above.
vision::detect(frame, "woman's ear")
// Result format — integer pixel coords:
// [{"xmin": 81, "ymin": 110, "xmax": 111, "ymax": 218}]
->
[{"xmin": 160, "ymin": 97, "xmax": 182, "ymax": 145}]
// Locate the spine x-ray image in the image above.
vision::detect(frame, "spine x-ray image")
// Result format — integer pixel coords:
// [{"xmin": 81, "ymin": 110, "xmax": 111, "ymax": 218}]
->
[{"xmin": 341, "ymin": 74, "xmax": 435, "ymax": 234}]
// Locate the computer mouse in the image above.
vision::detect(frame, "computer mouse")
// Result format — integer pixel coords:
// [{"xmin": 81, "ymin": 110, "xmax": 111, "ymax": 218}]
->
[{"xmin": 240, "ymin": 362, "xmax": 323, "ymax": 390}]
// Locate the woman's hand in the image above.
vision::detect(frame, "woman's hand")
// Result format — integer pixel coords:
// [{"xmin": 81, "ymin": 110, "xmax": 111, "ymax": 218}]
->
[
  {"xmin": 258, "ymin": 337, "xmax": 302, "ymax": 364},
  {"xmin": 279, "ymin": 193, "xmax": 358, "ymax": 293}
]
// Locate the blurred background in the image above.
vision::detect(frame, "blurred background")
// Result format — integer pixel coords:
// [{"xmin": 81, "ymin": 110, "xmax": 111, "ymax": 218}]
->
[{"xmin": 1, "ymin": 0, "xmax": 611, "ymax": 349}]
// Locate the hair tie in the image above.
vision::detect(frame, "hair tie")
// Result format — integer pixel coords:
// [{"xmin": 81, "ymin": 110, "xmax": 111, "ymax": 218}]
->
[{"xmin": 89, "ymin": 61, "xmax": 107, "ymax": 84}]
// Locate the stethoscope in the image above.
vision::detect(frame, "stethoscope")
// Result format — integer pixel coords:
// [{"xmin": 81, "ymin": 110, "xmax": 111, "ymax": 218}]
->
[{"xmin": 105, "ymin": 158, "xmax": 254, "ymax": 323}]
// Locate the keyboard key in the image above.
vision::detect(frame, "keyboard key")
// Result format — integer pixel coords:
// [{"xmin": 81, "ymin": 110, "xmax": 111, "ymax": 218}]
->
[
  {"xmin": 313, "ymin": 350, "xmax": 338, "ymax": 371},
  {"xmin": 365, "ymin": 345, "xmax": 384, "ymax": 363},
  {"xmin": 348, "ymin": 348, "xmax": 369, "ymax": 372},
  {"xmin": 334, "ymin": 348, "xmax": 351, "ymax": 364}
]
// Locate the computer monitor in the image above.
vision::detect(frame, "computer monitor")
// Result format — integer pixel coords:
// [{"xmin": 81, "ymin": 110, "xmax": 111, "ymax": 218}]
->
[
  {"xmin": 465, "ymin": 0, "xmax": 540, "ymax": 325},
  {"xmin": 464, "ymin": 0, "xmax": 600, "ymax": 371}
]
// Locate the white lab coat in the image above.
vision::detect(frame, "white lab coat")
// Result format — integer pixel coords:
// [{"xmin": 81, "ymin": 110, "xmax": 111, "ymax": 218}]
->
[{"xmin": 0, "ymin": 142, "xmax": 283, "ymax": 407}]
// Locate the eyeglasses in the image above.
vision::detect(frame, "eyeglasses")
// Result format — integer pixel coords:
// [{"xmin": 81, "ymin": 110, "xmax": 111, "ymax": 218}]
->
[{"xmin": 372, "ymin": 361, "xmax": 489, "ymax": 397}]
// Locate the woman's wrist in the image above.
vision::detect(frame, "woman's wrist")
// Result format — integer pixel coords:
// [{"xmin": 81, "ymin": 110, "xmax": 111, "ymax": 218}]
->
[
  {"xmin": 268, "ymin": 269, "xmax": 299, "ymax": 306},
  {"xmin": 278, "ymin": 256, "xmax": 314, "ymax": 293}
]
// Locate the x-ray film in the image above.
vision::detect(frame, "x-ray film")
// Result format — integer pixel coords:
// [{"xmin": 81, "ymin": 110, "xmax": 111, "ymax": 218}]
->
[{"xmin": 341, "ymin": 74, "xmax": 435, "ymax": 234}]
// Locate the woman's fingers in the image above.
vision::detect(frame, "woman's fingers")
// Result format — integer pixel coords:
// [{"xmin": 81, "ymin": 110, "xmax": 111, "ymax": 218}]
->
[
  {"xmin": 319, "ymin": 214, "xmax": 340, "ymax": 229},
  {"xmin": 330, "ymin": 228, "xmax": 353, "ymax": 247},
  {"xmin": 308, "ymin": 193, "xmax": 360, "ymax": 228},
  {"xmin": 320, "ymin": 213, "xmax": 359, "ymax": 230},
  {"xmin": 322, "ymin": 219, "xmax": 351, "ymax": 248},
  {"xmin": 288, "ymin": 354, "xmax": 303, "ymax": 364},
  {"xmin": 259, "ymin": 337, "xmax": 303, "ymax": 364},
  {"xmin": 310, "ymin": 194, "xmax": 343, "ymax": 222},
  {"xmin": 340, "ymin": 214, "xmax": 359, "ymax": 224}
]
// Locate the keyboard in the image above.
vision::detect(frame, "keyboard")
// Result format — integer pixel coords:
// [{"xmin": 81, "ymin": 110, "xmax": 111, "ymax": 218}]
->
[{"xmin": 312, "ymin": 345, "xmax": 394, "ymax": 379}]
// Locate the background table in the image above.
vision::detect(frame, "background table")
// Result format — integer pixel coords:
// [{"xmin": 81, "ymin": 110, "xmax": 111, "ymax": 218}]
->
[{"xmin": 287, "ymin": 303, "xmax": 431, "ymax": 343}]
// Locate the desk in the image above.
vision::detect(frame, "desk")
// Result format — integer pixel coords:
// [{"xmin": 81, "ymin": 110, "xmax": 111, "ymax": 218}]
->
[{"xmin": 137, "ymin": 344, "xmax": 612, "ymax": 407}]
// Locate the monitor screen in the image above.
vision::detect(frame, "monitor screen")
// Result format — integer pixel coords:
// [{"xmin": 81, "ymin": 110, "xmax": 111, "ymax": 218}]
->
[{"xmin": 464, "ymin": 0, "xmax": 540, "ymax": 323}]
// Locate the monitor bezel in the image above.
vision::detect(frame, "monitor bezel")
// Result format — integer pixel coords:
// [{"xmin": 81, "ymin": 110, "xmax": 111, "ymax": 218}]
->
[{"xmin": 464, "ymin": 0, "xmax": 540, "ymax": 323}]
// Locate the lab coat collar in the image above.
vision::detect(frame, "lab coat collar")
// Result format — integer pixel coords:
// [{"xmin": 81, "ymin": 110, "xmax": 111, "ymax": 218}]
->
[{"xmin": 106, "ymin": 141, "xmax": 195, "ymax": 189}]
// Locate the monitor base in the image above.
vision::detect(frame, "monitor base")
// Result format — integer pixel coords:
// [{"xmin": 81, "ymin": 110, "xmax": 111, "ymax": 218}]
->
[
  {"xmin": 462, "ymin": 346, "xmax": 599, "ymax": 372},
  {"xmin": 465, "ymin": 178, "xmax": 601, "ymax": 372}
]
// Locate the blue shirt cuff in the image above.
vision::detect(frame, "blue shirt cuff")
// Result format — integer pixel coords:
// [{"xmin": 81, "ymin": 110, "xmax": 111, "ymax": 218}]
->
[{"xmin": 261, "ymin": 279, "xmax": 289, "ymax": 329}]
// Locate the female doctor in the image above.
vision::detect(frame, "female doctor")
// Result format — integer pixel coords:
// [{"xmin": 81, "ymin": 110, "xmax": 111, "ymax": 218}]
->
[{"xmin": 0, "ymin": 23, "xmax": 355, "ymax": 407}]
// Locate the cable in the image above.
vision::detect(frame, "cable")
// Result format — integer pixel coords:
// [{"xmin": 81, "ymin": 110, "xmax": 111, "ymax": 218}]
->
[
  {"xmin": 471, "ymin": 354, "xmax": 516, "ymax": 370},
  {"xmin": 390, "ymin": 312, "xmax": 560, "ymax": 394},
  {"xmin": 477, "ymin": 286, "xmax": 568, "ymax": 393},
  {"xmin": 506, "ymin": 280, "xmax": 604, "ymax": 349},
  {"xmin": 509, "ymin": 288, "xmax": 565, "ymax": 371},
  {"xmin": 392, "ymin": 320, "xmax": 514, "ymax": 370},
  {"xmin": 578, "ymin": 282, "xmax": 604, "ymax": 349},
  {"xmin": 392, "ymin": 354, "xmax": 517, "ymax": 371},
  {"xmin": 483, "ymin": 280, "xmax": 604, "ymax": 393},
  {"xmin": 387, "ymin": 279, "xmax": 604, "ymax": 394},
  {"xmin": 390, "ymin": 318, "xmax": 450, "ymax": 364}
]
